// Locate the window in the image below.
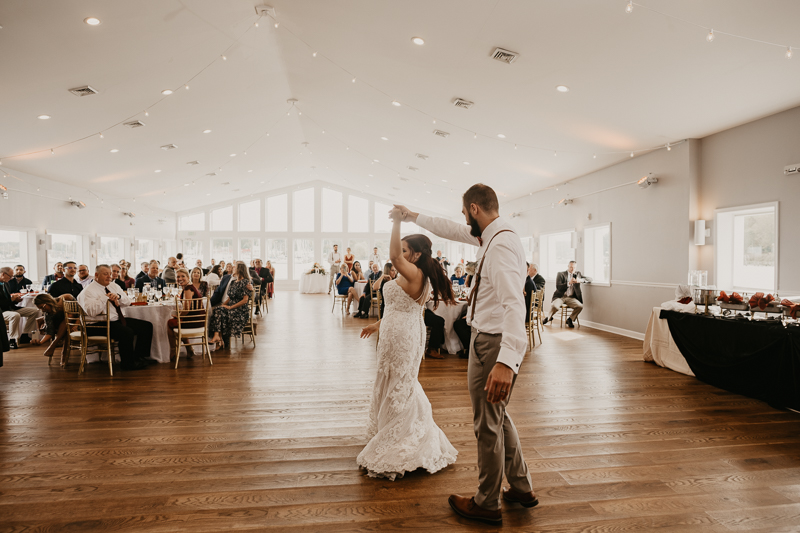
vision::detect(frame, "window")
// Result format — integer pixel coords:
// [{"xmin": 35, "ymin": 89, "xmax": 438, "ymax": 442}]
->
[
  {"xmin": 48, "ymin": 233, "xmax": 81, "ymax": 269},
  {"xmin": 210, "ymin": 206, "xmax": 233, "ymax": 231},
  {"xmin": 265, "ymin": 239, "xmax": 287, "ymax": 280},
  {"xmin": 98, "ymin": 236, "xmax": 125, "ymax": 266},
  {"xmin": 521, "ymin": 237, "xmax": 534, "ymax": 263},
  {"xmin": 539, "ymin": 231, "xmax": 575, "ymax": 280},
  {"xmin": 211, "ymin": 238, "xmax": 233, "ymax": 262},
  {"xmin": 321, "ymin": 188, "xmax": 342, "ymax": 233},
  {"xmin": 348, "ymin": 196, "xmax": 369, "ymax": 233},
  {"xmin": 373, "ymin": 239, "xmax": 389, "ymax": 267},
  {"xmin": 180, "ymin": 212, "xmax": 204, "ymax": 231},
  {"xmin": 239, "ymin": 200, "xmax": 261, "ymax": 231},
  {"xmin": 0, "ymin": 229, "xmax": 27, "ymax": 270},
  {"xmin": 293, "ymin": 239, "xmax": 314, "ymax": 279},
  {"xmin": 163, "ymin": 240, "xmax": 177, "ymax": 261},
  {"xmin": 716, "ymin": 203, "xmax": 778, "ymax": 292},
  {"xmin": 136, "ymin": 239, "xmax": 155, "ymax": 264},
  {"xmin": 374, "ymin": 202, "xmax": 392, "ymax": 233},
  {"xmin": 266, "ymin": 194, "xmax": 288, "ymax": 232},
  {"xmin": 182, "ymin": 239, "xmax": 203, "ymax": 267},
  {"xmin": 347, "ymin": 239, "xmax": 369, "ymax": 266},
  {"xmin": 239, "ymin": 238, "xmax": 260, "ymax": 265},
  {"xmin": 583, "ymin": 224, "xmax": 611, "ymax": 284},
  {"xmin": 293, "ymin": 188, "xmax": 314, "ymax": 232}
]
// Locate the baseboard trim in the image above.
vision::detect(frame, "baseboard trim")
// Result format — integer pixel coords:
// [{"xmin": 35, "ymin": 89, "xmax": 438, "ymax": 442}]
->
[{"xmin": 580, "ymin": 319, "xmax": 645, "ymax": 341}]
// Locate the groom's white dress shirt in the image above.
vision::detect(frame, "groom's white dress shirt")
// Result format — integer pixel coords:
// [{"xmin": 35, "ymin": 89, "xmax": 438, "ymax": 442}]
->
[{"xmin": 416, "ymin": 214, "xmax": 527, "ymax": 374}]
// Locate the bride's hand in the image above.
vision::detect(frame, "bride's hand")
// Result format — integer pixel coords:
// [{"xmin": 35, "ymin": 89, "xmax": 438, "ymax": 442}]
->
[
  {"xmin": 389, "ymin": 206, "xmax": 404, "ymax": 223},
  {"xmin": 360, "ymin": 322, "xmax": 380, "ymax": 339}
]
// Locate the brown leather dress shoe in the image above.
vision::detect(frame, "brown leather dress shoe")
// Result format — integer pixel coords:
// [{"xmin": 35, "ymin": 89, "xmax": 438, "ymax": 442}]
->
[
  {"xmin": 502, "ymin": 487, "xmax": 539, "ymax": 508},
  {"xmin": 448, "ymin": 494, "xmax": 502, "ymax": 525}
]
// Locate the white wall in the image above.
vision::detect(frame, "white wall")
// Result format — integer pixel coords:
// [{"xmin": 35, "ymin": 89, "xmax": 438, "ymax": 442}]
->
[{"xmin": 0, "ymin": 168, "xmax": 176, "ymax": 280}]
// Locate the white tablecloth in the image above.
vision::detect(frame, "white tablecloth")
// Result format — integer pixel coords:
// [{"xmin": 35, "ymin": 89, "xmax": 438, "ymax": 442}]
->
[
  {"xmin": 123, "ymin": 303, "xmax": 175, "ymax": 363},
  {"xmin": 354, "ymin": 281, "xmax": 367, "ymax": 300},
  {"xmin": 643, "ymin": 307, "xmax": 695, "ymax": 377},
  {"xmin": 300, "ymin": 273, "xmax": 328, "ymax": 294},
  {"xmin": 20, "ymin": 293, "xmax": 39, "ymax": 308},
  {"xmin": 426, "ymin": 300, "xmax": 468, "ymax": 354}
]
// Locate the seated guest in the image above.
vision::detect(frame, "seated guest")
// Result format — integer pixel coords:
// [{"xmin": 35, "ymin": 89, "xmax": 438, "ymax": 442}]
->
[
  {"xmin": 1, "ymin": 267, "xmax": 42, "ymax": 349},
  {"xmin": 8, "ymin": 265, "xmax": 32, "ymax": 294},
  {"xmin": 78, "ymin": 264, "xmax": 153, "ymax": 370},
  {"xmin": 450, "ymin": 265, "xmax": 466, "ymax": 286},
  {"xmin": 135, "ymin": 262, "xmax": 166, "ymax": 292},
  {"xmin": 543, "ymin": 261, "xmax": 587, "ymax": 328},
  {"xmin": 209, "ymin": 263, "xmax": 251, "ymax": 350},
  {"xmin": 224, "ymin": 263, "xmax": 234, "ymax": 277},
  {"xmin": 48, "ymin": 262, "xmax": 83, "ymax": 299},
  {"xmin": 524, "ymin": 263, "xmax": 546, "ymax": 324},
  {"xmin": 351, "ymin": 261, "xmax": 365, "ymax": 282},
  {"xmin": 135, "ymin": 262, "xmax": 149, "ymax": 283},
  {"xmin": 167, "ymin": 268, "xmax": 204, "ymax": 359},
  {"xmin": 423, "ymin": 308, "xmax": 446, "ymax": 359},
  {"xmin": 266, "ymin": 260, "xmax": 275, "ymax": 298},
  {"xmin": 219, "ymin": 261, "xmax": 226, "ymax": 276},
  {"xmin": 43, "ymin": 262, "xmax": 64, "ymax": 286},
  {"xmin": 176, "ymin": 253, "xmax": 184, "ymax": 268},
  {"xmin": 335, "ymin": 264, "xmax": 355, "ymax": 310},
  {"xmin": 354, "ymin": 263, "xmax": 383, "ymax": 318},
  {"xmin": 196, "ymin": 259, "xmax": 208, "ymax": 275},
  {"xmin": 528, "ymin": 262, "xmax": 545, "ymax": 292},
  {"xmin": 435, "ymin": 250, "xmax": 450, "ymax": 274},
  {"xmin": 120, "ymin": 265, "xmax": 135, "ymax": 289},
  {"xmin": 206, "ymin": 265, "xmax": 222, "ymax": 291},
  {"xmin": 111, "ymin": 264, "xmax": 127, "ymax": 292},
  {"xmin": 453, "ymin": 305, "xmax": 471, "ymax": 358},
  {"xmin": 374, "ymin": 262, "xmax": 397, "ymax": 318},
  {"xmin": 248, "ymin": 264, "xmax": 262, "ymax": 315},
  {"xmin": 345, "ymin": 262, "xmax": 366, "ymax": 314},
  {"xmin": 190, "ymin": 267, "xmax": 208, "ymax": 297},
  {"xmin": 252, "ymin": 259, "xmax": 272, "ymax": 307},
  {"xmin": 161, "ymin": 257, "xmax": 178, "ymax": 285},
  {"xmin": 77, "ymin": 264, "xmax": 94, "ymax": 288},
  {"xmin": 31, "ymin": 293, "xmax": 74, "ymax": 365}
]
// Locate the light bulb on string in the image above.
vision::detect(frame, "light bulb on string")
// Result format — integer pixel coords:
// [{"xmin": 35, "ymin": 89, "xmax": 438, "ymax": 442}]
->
[
  {"xmin": 144, "ymin": 111, "xmax": 149, "ymax": 117},
  {"xmin": 352, "ymin": 77, "xmax": 356, "ymax": 83},
  {"xmin": 474, "ymin": 133, "xmax": 477, "ymax": 139},
  {"xmin": 554, "ymin": 151, "xmax": 557, "ymax": 157},
  {"xmin": 254, "ymin": 21, "xmax": 259, "ymax": 27},
  {"xmin": 50, "ymin": 148, "xmax": 54, "ymax": 155},
  {"xmin": 222, "ymin": 54, "xmax": 227, "ymax": 60},
  {"xmin": 274, "ymin": 22, "xmax": 279, "ymax": 28},
  {"xmin": 625, "ymin": 1, "xmax": 633, "ymax": 14},
  {"xmin": 666, "ymin": 143, "xmax": 671, "ymax": 151},
  {"xmin": 185, "ymin": 84, "xmax": 189, "ymax": 90},
  {"xmin": 630, "ymin": 151, "xmax": 634, "ymax": 157},
  {"xmin": 514, "ymin": 144, "xmax": 518, "ymax": 150},
  {"xmin": 787, "ymin": 47, "xmax": 793, "ymax": 59},
  {"xmin": 706, "ymin": 29, "xmax": 714, "ymax": 42},
  {"xmin": 593, "ymin": 153, "xmax": 597, "ymax": 158},
  {"xmin": 99, "ymin": 133, "xmax": 104, "ymax": 139},
  {"xmin": 312, "ymin": 52, "xmax": 317, "ymax": 57}
]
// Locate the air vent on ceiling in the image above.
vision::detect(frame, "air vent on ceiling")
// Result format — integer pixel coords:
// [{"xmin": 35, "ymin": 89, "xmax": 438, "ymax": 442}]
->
[
  {"xmin": 392, "ymin": 186, "xmax": 400, "ymax": 190},
  {"xmin": 491, "ymin": 47, "xmax": 519, "ymax": 64},
  {"xmin": 400, "ymin": 177, "xmax": 410, "ymax": 181},
  {"xmin": 187, "ymin": 160, "xmax": 200, "ymax": 166},
  {"xmin": 406, "ymin": 166, "xmax": 418, "ymax": 172},
  {"xmin": 453, "ymin": 98, "xmax": 474, "ymax": 109},
  {"xmin": 387, "ymin": 193, "xmax": 395, "ymax": 197},
  {"xmin": 160, "ymin": 144, "xmax": 177, "ymax": 150},
  {"xmin": 433, "ymin": 130, "xmax": 450, "ymax": 138},
  {"xmin": 206, "ymin": 172, "xmax": 216, "ymax": 176},
  {"xmin": 124, "ymin": 120, "xmax": 145, "ymax": 128},
  {"xmin": 68, "ymin": 85, "xmax": 99, "ymax": 97},
  {"xmin": 254, "ymin": 5, "xmax": 276, "ymax": 16},
  {"xmin": 415, "ymin": 153, "xmax": 429, "ymax": 160},
  {"xmin": 222, "ymin": 182, "xmax": 230, "ymax": 185}
]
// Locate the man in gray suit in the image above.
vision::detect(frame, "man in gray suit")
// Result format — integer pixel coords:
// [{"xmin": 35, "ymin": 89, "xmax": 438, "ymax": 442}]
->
[{"xmin": 543, "ymin": 261, "xmax": 589, "ymax": 328}]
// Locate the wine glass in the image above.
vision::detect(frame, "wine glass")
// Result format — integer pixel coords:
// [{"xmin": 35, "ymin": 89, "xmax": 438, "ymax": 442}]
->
[{"xmin": 155, "ymin": 289, "xmax": 162, "ymax": 302}]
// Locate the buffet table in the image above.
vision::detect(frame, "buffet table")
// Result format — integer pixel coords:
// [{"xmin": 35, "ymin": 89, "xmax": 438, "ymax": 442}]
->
[
  {"xmin": 426, "ymin": 300, "xmax": 469, "ymax": 354},
  {"xmin": 300, "ymin": 273, "xmax": 328, "ymax": 294},
  {"xmin": 644, "ymin": 307, "xmax": 800, "ymax": 410}
]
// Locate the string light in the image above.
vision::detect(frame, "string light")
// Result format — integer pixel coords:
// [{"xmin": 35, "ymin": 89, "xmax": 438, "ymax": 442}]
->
[
  {"xmin": 222, "ymin": 55, "xmax": 227, "ymax": 60},
  {"xmin": 185, "ymin": 84, "xmax": 189, "ymax": 90},
  {"xmin": 630, "ymin": 151, "xmax": 635, "ymax": 157},
  {"xmin": 144, "ymin": 111, "xmax": 149, "ymax": 117},
  {"xmin": 625, "ymin": 1, "xmax": 633, "ymax": 14},
  {"xmin": 706, "ymin": 29, "xmax": 714, "ymax": 42},
  {"xmin": 50, "ymin": 148, "xmax": 54, "ymax": 155},
  {"xmin": 312, "ymin": 52, "xmax": 317, "ymax": 57},
  {"xmin": 514, "ymin": 144, "xmax": 517, "ymax": 150},
  {"xmin": 254, "ymin": 21, "xmax": 259, "ymax": 27},
  {"xmin": 666, "ymin": 143, "xmax": 671, "ymax": 151},
  {"xmin": 391, "ymin": 100, "xmax": 401, "ymax": 107},
  {"xmin": 593, "ymin": 153, "xmax": 597, "ymax": 158},
  {"xmin": 554, "ymin": 151, "xmax": 557, "ymax": 157},
  {"xmin": 98, "ymin": 133, "xmax": 103, "ymax": 139},
  {"xmin": 787, "ymin": 47, "xmax": 794, "ymax": 59},
  {"xmin": 274, "ymin": 22, "xmax": 279, "ymax": 28}
]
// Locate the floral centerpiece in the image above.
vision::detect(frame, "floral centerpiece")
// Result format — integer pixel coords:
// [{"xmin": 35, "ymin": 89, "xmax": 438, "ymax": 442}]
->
[{"xmin": 307, "ymin": 263, "xmax": 326, "ymax": 275}]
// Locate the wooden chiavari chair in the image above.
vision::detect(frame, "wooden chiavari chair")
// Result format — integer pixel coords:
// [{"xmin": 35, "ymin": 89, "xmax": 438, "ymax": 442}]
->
[
  {"xmin": 63, "ymin": 300, "xmax": 116, "ymax": 376},
  {"xmin": 172, "ymin": 296, "xmax": 212, "ymax": 369}
]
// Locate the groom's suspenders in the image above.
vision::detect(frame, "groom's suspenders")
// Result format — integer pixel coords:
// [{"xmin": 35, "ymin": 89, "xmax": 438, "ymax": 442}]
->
[{"xmin": 467, "ymin": 229, "xmax": 514, "ymax": 322}]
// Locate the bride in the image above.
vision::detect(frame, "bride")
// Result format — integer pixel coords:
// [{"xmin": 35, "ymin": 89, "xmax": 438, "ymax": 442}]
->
[{"xmin": 357, "ymin": 207, "xmax": 458, "ymax": 480}]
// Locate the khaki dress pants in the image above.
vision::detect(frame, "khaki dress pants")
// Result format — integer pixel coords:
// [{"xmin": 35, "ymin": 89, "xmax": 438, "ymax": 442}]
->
[{"xmin": 468, "ymin": 329, "xmax": 533, "ymax": 510}]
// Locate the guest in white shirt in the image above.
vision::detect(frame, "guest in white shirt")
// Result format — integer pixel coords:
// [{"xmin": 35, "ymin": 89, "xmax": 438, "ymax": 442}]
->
[
  {"xmin": 77, "ymin": 264, "xmax": 94, "ymax": 288},
  {"xmin": 327, "ymin": 244, "xmax": 342, "ymax": 294},
  {"xmin": 368, "ymin": 247, "xmax": 382, "ymax": 268},
  {"xmin": 393, "ymin": 183, "xmax": 535, "ymax": 524},
  {"xmin": 77, "ymin": 264, "xmax": 153, "ymax": 371}
]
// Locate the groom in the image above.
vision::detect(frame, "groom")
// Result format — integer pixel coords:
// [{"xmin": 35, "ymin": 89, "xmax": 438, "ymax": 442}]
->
[{"xmin": 395, "ymin": 184, "xmax": 536, "ymax": 525}]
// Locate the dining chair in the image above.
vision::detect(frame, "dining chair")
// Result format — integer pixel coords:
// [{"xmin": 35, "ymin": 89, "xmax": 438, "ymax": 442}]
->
[
  {"xmin": 240, "ymin": 297, "xmax": 257, "ymax": 345},
  {"xmin": 252, "ymin": 285, "xmax": 261, "ymax": 316},
  {"xmin": 558, "ymin": 304, "xmax": 580, "ymax": 328},
  {"xmin": 63, "ymin": 300, "xmax": 116, "ymax": 376},
  {"xmin": 526, "ymin": 289, "xmax": 545, "ymax": 349},
  {"xmin": 370, "ymin": 288, "xmax": 380, "ymax": 317},
  {"xmin": 332, "ymin": 291, "xmax": 348, "ymax": 314},
  {"xmin": 172, "ymin": 296, "xmax": 212, "ymax": 369}
]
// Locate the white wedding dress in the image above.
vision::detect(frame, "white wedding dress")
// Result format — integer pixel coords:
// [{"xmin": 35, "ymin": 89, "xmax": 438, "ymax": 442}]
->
[{"xmin": 357, "ymin": 279, "xmax": 458, "ymax": 480}]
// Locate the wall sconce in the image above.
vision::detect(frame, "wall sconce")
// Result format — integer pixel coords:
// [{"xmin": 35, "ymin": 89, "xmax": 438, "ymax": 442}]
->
[
  {"xmin": 637, "ymin": 174, "xmax": 658, "ymax": 188},
  {"xmin": 694, "ymin": 220, "xmax": 711, "ymax": 245}
]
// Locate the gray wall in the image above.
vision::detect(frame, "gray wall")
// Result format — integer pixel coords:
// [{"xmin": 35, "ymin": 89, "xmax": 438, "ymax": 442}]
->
[{"xmin": 503, "ymin": 104, "xmax": 800, "ymax": 337}]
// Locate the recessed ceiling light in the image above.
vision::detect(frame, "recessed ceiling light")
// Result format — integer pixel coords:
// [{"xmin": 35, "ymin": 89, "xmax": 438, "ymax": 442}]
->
[
  {"xmin": 37, "ymin": 114, "xmax": 51, "ymax": 120},
  {"xmin": 463, "ymin": 161, "xmax": 470, "ymax": 165},
  {"xmin": 154, "ymin": 170, "xmax": 161, "ymax": 173},
  {"xmin": 109, "ymin": 149, "xmax": 119, "ymax": 153},
  {"xmin": 391, "ymin": 101, "xmax": 401, "ymax": 107},
  {"xmin": 373, "ymin": 159, "xmax": 379, "ymax": 163},
  {"xmin": 184, "ymin": 183, "xmax": 190, "ymax": 187},
  {"xmin": 84, "ymin": 17, "xmax": 100, "ymax": 26},
  {"xmin": 230, "ymin": 154, "xmax": 236, "ymax": 157},
  {"xmin": 497, "ymin": 134, "xmax": 506, "ymax": 138},
  {"xmin": 380, "ymin": 137, "xmax": 389, "ymax": 141},
  {"xmin": 161, "ymin": 89, "xmax": 173, "ymax": 95},
  {"xmin": 411, "ymin": 37, "xmax": 425, "ymax": 45},
  {"xmin": 203, "ymin": 129, "xmax": 211, "ymax": 133},
  {"xmin": 556, "ymin": 85, "xmax": 570, "ymax": 92}
]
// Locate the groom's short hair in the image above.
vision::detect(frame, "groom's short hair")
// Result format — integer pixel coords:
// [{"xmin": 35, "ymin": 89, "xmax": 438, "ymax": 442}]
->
[{"xmin": 463, "ymin": 183, "xmax": 499, "ymax": 214}]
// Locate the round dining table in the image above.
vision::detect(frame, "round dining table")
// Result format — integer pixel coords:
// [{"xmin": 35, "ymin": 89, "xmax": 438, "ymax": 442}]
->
[{"xmin": 300, "ymin": 272, "xmax": 328, "ymax": 294}]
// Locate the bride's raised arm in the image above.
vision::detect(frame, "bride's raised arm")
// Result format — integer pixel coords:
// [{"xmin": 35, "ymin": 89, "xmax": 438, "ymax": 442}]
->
[{"xmin": 389, "ymin": 207, "xmax": 423, "ymax": 288}]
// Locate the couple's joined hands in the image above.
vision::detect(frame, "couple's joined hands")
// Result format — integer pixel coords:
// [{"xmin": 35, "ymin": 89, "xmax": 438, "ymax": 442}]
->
[{"xmin": 388, "ymin": 205, "xmax": 418, "ymax": 224}]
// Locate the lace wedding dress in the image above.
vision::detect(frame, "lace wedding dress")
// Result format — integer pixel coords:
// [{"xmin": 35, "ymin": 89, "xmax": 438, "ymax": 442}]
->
[{"xmin": 357, "ymin": 279, "xmax": 458, "ymax": 480}]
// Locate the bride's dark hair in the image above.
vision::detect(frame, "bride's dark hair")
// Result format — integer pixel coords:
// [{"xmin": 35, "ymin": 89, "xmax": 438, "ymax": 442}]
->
[{"xmin": 402, "ymin": 234, "xmax": 456, "ymax": 310}]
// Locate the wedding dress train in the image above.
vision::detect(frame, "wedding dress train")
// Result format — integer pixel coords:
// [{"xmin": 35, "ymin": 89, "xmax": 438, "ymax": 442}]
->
[{"xmin": 357, "ymin": 279, "xmax": 458, "ymax": 480}]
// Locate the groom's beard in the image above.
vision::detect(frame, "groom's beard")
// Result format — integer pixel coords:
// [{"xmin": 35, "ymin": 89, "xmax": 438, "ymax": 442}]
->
[{"xmin": 467, "ymin": 213, "xmax": 482, "ymax": 237}]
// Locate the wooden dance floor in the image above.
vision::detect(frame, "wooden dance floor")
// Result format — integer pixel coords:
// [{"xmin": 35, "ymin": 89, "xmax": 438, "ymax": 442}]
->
[{"xmin": 2, "ymin": 291, "xmax": 800, "ymax": 532}]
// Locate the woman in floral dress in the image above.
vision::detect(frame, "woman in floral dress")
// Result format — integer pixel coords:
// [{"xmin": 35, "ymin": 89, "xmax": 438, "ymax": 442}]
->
[{"xmin": 209, "ymin": 262, "xmax": 251, "ymax": 350}]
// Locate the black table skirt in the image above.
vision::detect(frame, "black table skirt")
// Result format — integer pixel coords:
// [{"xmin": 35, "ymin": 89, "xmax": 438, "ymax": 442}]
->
[{"xmin": 659, "ymin": 310, "xmax": 800, "ymax": 410}]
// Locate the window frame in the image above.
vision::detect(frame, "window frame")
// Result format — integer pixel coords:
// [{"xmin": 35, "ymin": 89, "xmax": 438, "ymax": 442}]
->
[
  {"xmin": 238, "ymin": 199, "xmax": 262, "ymax": 232},
  {"xmin": 538, "ymin": 229, "xmax": 576, "ymax": 281},
  {"xmin": 179, "ymin": 212, "xmax": 205, "ymax": 231},
  {"xmin": 582, "ymin": 223, "xmax": 612, "ymax": 287},
  {"xmin": 714, "ymin": 201, "xmax": 779, "ymax": 293}
]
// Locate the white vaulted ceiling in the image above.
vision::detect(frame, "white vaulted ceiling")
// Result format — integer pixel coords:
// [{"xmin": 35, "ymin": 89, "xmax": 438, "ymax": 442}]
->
[{"xmin": 1, "ymin": 0, "xmax": 799, "ymax": 215}]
